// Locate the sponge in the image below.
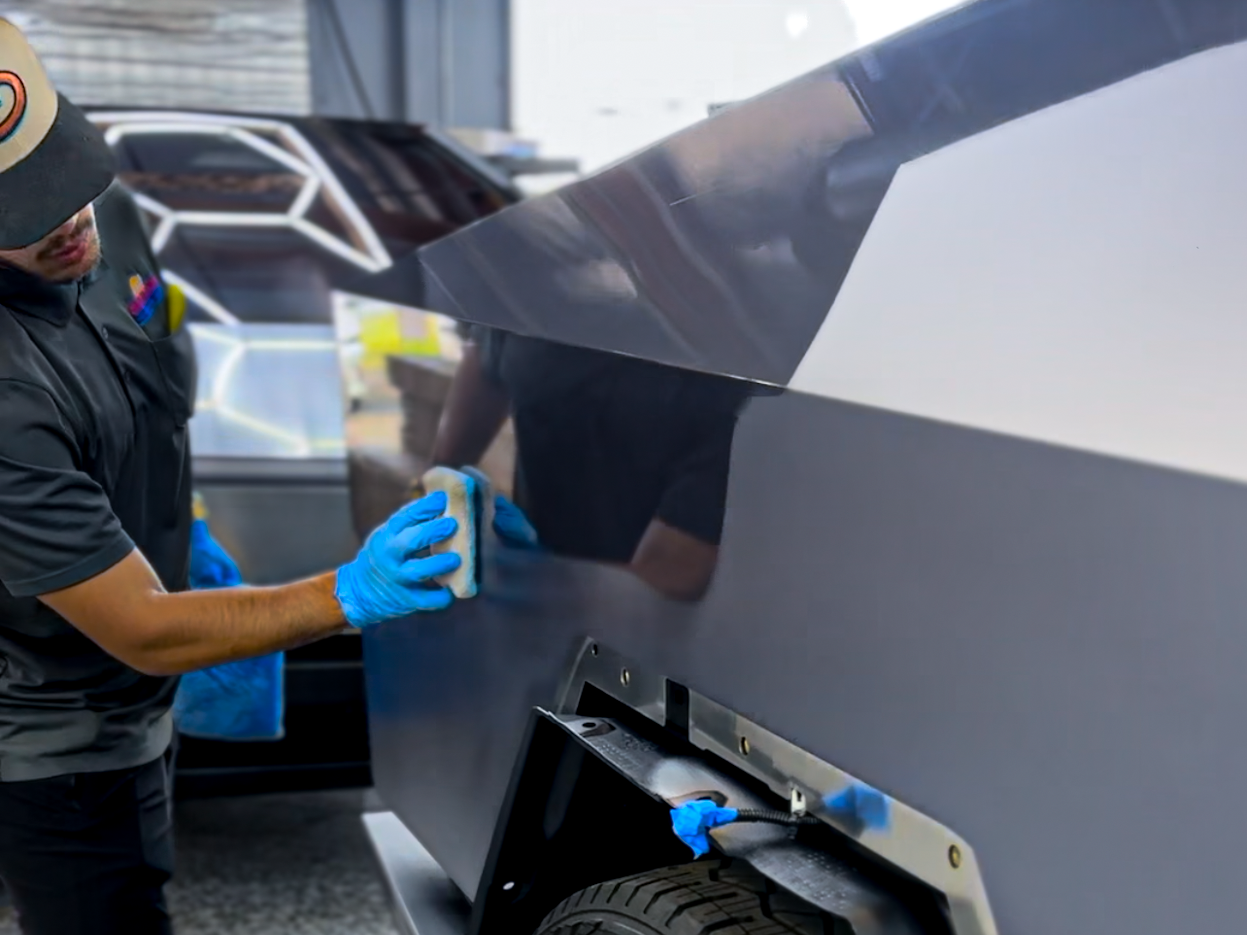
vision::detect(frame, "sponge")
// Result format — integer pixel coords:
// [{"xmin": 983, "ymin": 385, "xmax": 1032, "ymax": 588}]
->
[{"xmin": 420, "ymin": 467, "xmax": 483, "ymax": 599}]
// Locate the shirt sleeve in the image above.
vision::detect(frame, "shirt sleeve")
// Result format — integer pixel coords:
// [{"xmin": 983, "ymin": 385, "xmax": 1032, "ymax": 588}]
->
[{"xmin": 0, "ymin": 380, "xmax": 134, "ymax": 597}]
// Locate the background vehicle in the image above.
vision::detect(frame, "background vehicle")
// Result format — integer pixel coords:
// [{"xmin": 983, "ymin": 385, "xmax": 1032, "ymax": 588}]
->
[
  {"xmin": 86, "ymin": 106, "xmax": 520, "ymax": 796},
  {"xmin": 350, "ymin": 1, "xmax": 1247, "ymax": 934}
]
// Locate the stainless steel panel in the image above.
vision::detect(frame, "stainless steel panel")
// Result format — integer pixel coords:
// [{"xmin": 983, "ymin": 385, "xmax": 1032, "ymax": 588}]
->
[
  {"xmin": 364, "ymin": 811, "xmax": 472, "ymax": 935},
  {"xmin": 549, "ymin": 713, "xmax": 931, "ymax": 935},
  {"xmin": 552, "ymin": 647, "xmax": 993, "ymax": 935},
  {"xmin": 358, "ymin": 0, "xmax": 1247, "ymax": 385},
  {"xmin": 368, "ymin": 393, "xmax": 1247, "ymax": 935}
]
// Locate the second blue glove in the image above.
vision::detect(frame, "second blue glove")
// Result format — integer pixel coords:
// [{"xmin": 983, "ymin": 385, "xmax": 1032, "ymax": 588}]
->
[
  {"xmin": 335, "ymin": 491, "xmax": 462, "ymax": 628},
  {"xmin": 189, "ymin": 518, "xmax": 243, "ymax": 589}
]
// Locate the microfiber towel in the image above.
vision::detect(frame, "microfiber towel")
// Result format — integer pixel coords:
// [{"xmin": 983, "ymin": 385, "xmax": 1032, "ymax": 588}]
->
[{"xmin": 171, "ymin": 518, "xmax": 285, "ymax": 741}]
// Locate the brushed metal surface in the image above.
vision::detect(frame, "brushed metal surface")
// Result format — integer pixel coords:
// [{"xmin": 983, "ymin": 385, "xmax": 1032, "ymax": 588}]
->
[
  {"xmin": 363, "ymin": 811, "xmax": 472, "ymax": 935},
  {"xmin": 553, "ymin": 713, "xmax": 930, "ymax": 935},
  {"xmin": 367, "ymin": 394, "xmax": 1247, "ymax": 935}
]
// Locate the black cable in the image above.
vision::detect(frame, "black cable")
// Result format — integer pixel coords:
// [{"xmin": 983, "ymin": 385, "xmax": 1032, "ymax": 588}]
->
[{"xmin": 731, "ymin": 809, "xmax": 822, "ymax": 828}]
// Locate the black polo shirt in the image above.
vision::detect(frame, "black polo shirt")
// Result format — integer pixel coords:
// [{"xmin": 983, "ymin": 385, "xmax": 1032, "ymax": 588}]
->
[
  {"xmin": 476, "ymin": 329, "xmax": 748, "ymax": 562},
  {"xmin": 0, "ymin": 182, "xmax": 196, "ymax": 782}
]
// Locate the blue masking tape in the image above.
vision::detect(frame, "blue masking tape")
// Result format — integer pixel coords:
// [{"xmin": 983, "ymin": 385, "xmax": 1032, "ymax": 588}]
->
[
  {"xmin": 670, "ymin": 800, "xmax": 740, "ymax": 857},
  {"xmin": 823, "ymin": 782, "xmax": 891, "ymax": 832}
]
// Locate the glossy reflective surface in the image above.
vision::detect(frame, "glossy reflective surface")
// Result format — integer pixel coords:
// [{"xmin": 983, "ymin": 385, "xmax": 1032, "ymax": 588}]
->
[
  {"xmin": 370, "ymin": 72, "xmax": 882, "ymax": 385},
  {"xmin": 361, "ymin": 0, "xmax": 1247, "ymax": 385}
]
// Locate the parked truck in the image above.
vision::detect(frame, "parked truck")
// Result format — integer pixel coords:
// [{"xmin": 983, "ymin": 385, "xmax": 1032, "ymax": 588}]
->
[{"xmin": 349, "ymin": 2, "xmax": 1247, "ymax": 934}]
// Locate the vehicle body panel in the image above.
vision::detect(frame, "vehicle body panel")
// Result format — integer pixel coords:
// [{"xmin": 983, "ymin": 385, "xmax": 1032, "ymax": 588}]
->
[{"xmin": 357, "ymin": 2, "xmax": 1247, "ymax": 931}]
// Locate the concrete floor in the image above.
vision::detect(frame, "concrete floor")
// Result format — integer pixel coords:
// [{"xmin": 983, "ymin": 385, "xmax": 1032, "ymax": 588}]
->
[{"xmin": 0, "ymin": 790, "xmax": 399, "ymax": 935}]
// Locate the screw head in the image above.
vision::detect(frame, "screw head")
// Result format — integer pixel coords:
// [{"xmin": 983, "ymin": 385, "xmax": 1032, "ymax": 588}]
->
[
  {"xmin": 739, "ymin": 736, "xmax": 750, "ymax": 756},
  {"xmin": 590, "ymin": 643, "xmax": 599, "ymax": 656},
  {"xmin": 620, "ymin": 668, "xmax": 630, "ymax": 687},
  {"xmin": 948, "ymin": 844, "xmax": 962, "ymax": 869}
]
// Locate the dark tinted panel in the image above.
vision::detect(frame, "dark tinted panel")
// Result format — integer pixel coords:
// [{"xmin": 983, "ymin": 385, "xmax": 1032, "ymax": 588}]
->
[
  {"xmin": 366, "ymin": 71, "xmax": 883, "ymax": 384},
  {"xmin": 362, "ymin": 0, "xmax": 1247, "ymax": 384}
]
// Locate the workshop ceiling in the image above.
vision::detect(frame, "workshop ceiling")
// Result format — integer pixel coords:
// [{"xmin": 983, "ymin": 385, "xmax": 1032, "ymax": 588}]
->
[{"xmin": 4, "ymin": 0, "xmax": 310, "ymax": 113}]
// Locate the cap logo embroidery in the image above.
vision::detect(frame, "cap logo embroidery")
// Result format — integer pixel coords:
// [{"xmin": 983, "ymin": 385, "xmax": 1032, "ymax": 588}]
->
[{"xmin": 0, "ymin": 71, "xmax": 27, "ymax": 141}]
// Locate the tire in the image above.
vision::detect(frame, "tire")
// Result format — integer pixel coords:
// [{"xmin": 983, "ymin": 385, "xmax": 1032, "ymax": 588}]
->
[{"xmin": 533, "ymin": 858, "xmax": 836, "ymax": 935}]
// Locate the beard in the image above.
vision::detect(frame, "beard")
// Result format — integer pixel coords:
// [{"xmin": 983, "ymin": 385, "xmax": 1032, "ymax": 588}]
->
[{"xmin": 35, "ymin": 215, "xmax": 101, "ymax": 283}]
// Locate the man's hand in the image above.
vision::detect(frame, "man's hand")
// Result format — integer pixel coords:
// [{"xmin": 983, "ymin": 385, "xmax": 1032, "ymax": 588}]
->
[
  {"xmin": 335, "ymin": 491, "xmax": 462, "ymax": 627},
  {"xmin": 40, "ymin": 493, "xmax": 464, "ymax": 677}
]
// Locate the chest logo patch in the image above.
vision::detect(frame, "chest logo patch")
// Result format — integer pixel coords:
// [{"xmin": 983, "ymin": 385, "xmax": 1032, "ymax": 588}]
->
[{"xmin": 127, "ymin": 274, "xmax": 164, "ymax": 327}]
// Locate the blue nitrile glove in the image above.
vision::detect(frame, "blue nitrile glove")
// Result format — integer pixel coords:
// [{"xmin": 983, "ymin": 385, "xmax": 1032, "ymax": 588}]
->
[
  {"xmin": 335, "ymin": 491, "xmax": 462, "ymax": 628},
  {"xmin": 189, "ymin": 519, "xmax": 243, "ymax": 590},
  {"xmin": 493, "ymin": 494, "xmax": 541, "ymax": 550}
]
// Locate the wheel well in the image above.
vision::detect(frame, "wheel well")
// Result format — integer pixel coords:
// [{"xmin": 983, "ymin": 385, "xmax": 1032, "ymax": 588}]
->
[
  {"xmin": 469, "ymin": 685, "xmax": 952, "ymax": 935},
  {"xmin": 469, "ymin": 699, "xmax": 695, "ymax": 935}
]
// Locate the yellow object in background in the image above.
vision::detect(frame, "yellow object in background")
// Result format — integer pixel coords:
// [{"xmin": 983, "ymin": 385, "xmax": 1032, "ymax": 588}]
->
[
  {"xmin": 358, "ymin": 308, "xmax": 441, "ymax": 369},
  {"xmin": 166, "ymin": 281, "xmax": 187, "ymax": 333},
  {"xmin": 192, "ymin": 491, "xmax": 208, "ymax": 521}
]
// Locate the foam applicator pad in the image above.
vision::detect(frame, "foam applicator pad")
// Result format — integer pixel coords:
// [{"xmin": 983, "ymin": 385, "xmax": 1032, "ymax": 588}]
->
[{"xmin": 420, "ymin": 467, "xmax": 482, "ymax": 599}]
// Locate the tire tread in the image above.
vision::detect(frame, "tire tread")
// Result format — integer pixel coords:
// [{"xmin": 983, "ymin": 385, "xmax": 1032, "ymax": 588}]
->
[{"xmin": 534, "ymin": 859, "xmax": 831, "ymax": 935}]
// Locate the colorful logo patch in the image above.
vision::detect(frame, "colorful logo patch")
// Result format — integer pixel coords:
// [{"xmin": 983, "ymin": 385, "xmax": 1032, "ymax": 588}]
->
[
  {"xmin": 0, "ymin": 72, "xmax": 27, "ymax": 143},
  {"xmin": 127, "ymin": 274, "xmax": 164, "ymax": 326}
]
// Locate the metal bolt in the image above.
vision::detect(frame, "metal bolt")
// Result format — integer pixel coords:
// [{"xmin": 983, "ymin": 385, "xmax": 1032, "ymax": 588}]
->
[
  {"xmin": 620, "ymin": 668, "xmax": 630, "ymax": 687},
  {"xmin": 948, "ymin": 845, "xmax": 962, "ymax": 869},
  {"xmin": 739, "ymin": 736, "xmax": 750, "ymax": 756},
  {"xmin": 502, "ymin": 881, "xmax": 515, "ymax": 892}
]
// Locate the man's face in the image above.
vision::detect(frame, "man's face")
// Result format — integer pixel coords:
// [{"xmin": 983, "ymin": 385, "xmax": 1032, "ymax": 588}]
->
[{"xmin": 0, "ymin": 205, "xmax": 100, "ymax": 283}]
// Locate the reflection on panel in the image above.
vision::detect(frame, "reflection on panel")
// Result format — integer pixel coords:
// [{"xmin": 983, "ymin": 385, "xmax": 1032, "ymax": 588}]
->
[
  {"xmin": 358, "ymin": 319, "xmax": 757, "ymax": 603},
  {"xmin": 189, "ymin": 324, "xmax": 345, "ymax": 460},
  {"xmin": 446, "ymin": 330, "xmax": 754, "ymax": 601},
  {"xmin": 363, "ymin": 70, "xmax": 888, "ymax": 385}
]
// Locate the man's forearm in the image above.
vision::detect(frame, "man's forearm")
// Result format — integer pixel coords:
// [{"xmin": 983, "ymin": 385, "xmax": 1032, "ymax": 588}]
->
[
  {"xmin": 41, "ymin": 551, "xmax": 351, "ymax": 677},
  {"xmin": 135, "ymin": 573, "xmax": 348, "ymax": 675},
  {"xmin": 42, "ymin": 495, "xmax": 460, "ymax": 676}
]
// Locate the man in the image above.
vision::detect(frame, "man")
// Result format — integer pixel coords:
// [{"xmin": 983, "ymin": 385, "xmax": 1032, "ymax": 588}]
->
[
  {"xmin": 431, "ymin": 328, "xmax": 749, "ymax": 601},
  {"xmin": 0, "ymin": 21, "xmax": 462, "ymax": 934}
]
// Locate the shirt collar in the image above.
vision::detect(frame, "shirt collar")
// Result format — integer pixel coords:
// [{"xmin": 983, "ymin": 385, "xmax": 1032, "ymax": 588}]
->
[{"xmin": 0, "ymin": 260, "xmax": 106, "ymax": 326}]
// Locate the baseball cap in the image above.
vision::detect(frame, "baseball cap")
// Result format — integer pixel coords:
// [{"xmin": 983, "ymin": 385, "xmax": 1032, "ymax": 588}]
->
[{"xmin": 0, "ymin": 19, "xmax": 115, "ymax": 249}]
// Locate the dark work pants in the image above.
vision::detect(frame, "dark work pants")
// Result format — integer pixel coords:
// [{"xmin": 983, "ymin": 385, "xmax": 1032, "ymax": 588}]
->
[{"xmin": 0, "ymin": 750, "xmax": 174, "ymax": 935}]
